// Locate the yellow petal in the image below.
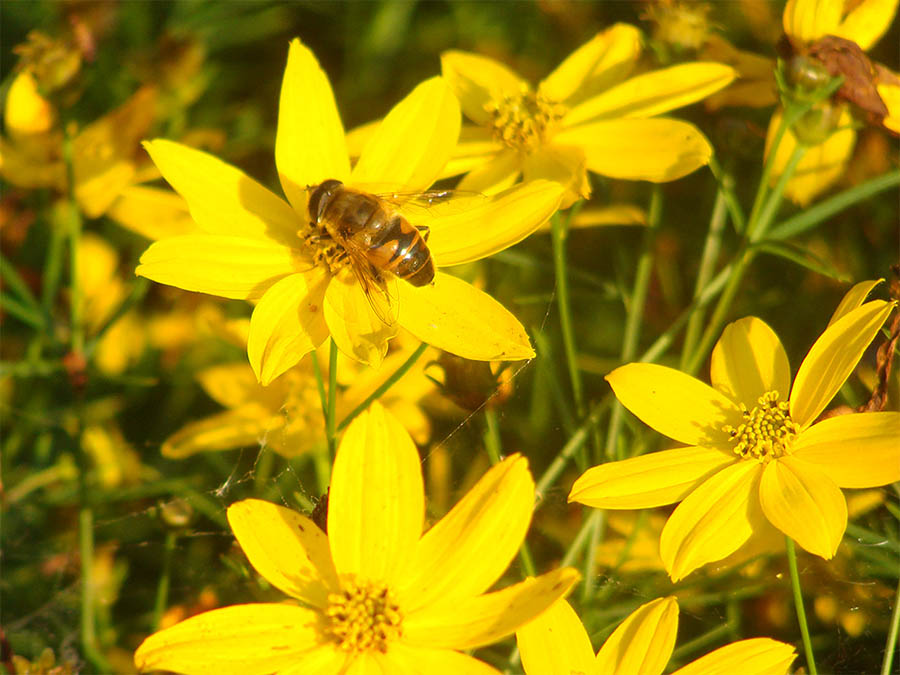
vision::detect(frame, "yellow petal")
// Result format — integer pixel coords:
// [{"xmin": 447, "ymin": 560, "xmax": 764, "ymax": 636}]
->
[
  {"xmin": 456, "ymin": 148, "xmax": 522, "ymax": 195},
  {"xmin": 710, "ymin": 317, "xmax": 791, "ymax": 406},
  {"xmin": 782, "ymin": 0, "xmax": 843, "ymax": 41},
  {"xmin": 660, "ymin": 461, "xmax": 763, "ymax": 582},
  {"xmin": 564, "ymin": 63, "xmax": 736, "ymax": 126},
  {"xmin": 161, "ymin": 407, "xmax": 273, "ymax": 458},
  {"xmin": 789, "ymin": 300, "xmax": 894, "ymax": 428},
  {"xmin": 134, "ymin": 603, "xmax": 321, "ymax": 675},
  {"xmin": 522, "ymin": 144, "xmax": 589, "ymax": 207},
  {"xmin": 324, "ymin": 274, "xmax": 397, "ymax": 367},
  {"xmin": 539, "ymin": 24, "xmax": 642, "ymax": 105},
  {"xmin": 5, "ymin": 70, "xmax": 55, "ymax": 136},
  {"xmin": 569, "ymin": 203, "xmax": 648, "ymax": 229},
  {"xmin": 441, "ymin": 50, "xmax": 527, "ymax": 126},
  {"xmin": 834, "ymin": 0, "xmax": 899, "ymax": 50},
  {"xmin": 759, "ymin": 456, "xmax": 847, "ymax": 559},
  {"xmin": 227, "ymin": 499, "xmax": 339, "ymax": 606},
  {"xmin": 328, "ymin": 404, "xmax": 424, "ymax": 584},
  {"xmin": 569, "ymin": 447, "xmax": 736, "ymax": 509},
  {"xmin": 441, "ymin": 126, "xmax": 504, "ymax": 179},
  {"xmin": 106, "ymin": 185, "xmax": 196, "ymax": 240},
  {"xmin": 557, "ymin": 118, "xmax": 713, "ymax": 182},
  {"xmin": 397, "ymin": 272, "xmax": 534, "ymax": 361},
  {"xmin": 143, "ymin": 139, "xmax": 300, "ymax": 245},
  {"xmin": 136, "ymin": 235, "xmax": 301, "ymax": 301},
  {"xmin": 878, "ymin": 83, "xmax": 900, "ymax": 133},
  {"xmin": 671, "ymin": 638, "xmax": 796, "ymax": 675},
  {"xmin": 197, "ymin": 363, "xmax": 268, "ymax": 407},
  {"xmin": 386, "ymin": 645, "xmax": 499, "ymax": 675},
  {"xmin": 516, "ymin": 598, "xmax": 596, "ymax": 675},
  {"xmin": 351, "ymin": 77, "xmax": 460, "ymax": 193},
  {"xmin": 425, "ymin": 180, "xmax": 564, "ymax": 266},
  {"xmin": 605, "ymin": 363, "xmax": 739, "ymax": 447},
  {"xmin": 278, "ymin": 646, "xmax": 350, "ymax": 675},
  {"xmin": 594, "ymin": 597, "xmax": 678, "ymax": 675},
  {"xmin": 827, "ymin": 278, "xmax": 883, "ymax": 327},
  {"xmin": 276, "ymin": 39, "xmax": 350, "ymax": 213},
  {"xmin": 791, "ymin": 412, "xmax": 900, "ymax": 487},
  {"xmin": 403, "ymin": 567, "xmax": 580, "ymax": 650},
  {"xmin": 397, "ymin": 455, "xmax": 533, "ymax": 612},
  {"xmin": 248, "ymin": 271, "xmax": 330, "ymax": 385}
]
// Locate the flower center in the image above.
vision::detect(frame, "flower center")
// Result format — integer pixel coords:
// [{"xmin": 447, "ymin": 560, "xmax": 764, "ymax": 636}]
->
[
  {"xmin": 325, "ymin": 579, "xmax": 403, "ymax": 653},
  {"xmin": 484, "ymin": 86, "xmax": 566, "ymax": 151},
  {"xmin": 723, "ymin": 391, "xmax": 800, "ymax": 462}
]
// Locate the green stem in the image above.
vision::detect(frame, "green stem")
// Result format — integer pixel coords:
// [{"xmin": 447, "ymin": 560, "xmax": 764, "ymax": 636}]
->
[
  {"xmin": 63, "ymin": 131, "xmax": 84, "ymax": 356},
  {"xmin": 152, "ymin": 531, "xmax": 177, "ymax": 630},
  {"xmin": 882, "ymin": 576, "xmax": 900, "ymax": 675},
  {"xmin": 561, "ymin": 510, "xmax": 604, "ymax": 568},
  {"xmin": 786, "ymin": 537, "xmax": 817, "ymax": 675},
  {"xmin": 253, "ymin": 448, "xmax": 275, "ymax": 493},
  {"xmin": 0, "ymin": 250, "xmax": 43, "ymax": 313},
  {"xmin": 326, "ymin": 339, "xmax": 339, "ymax": 458},
  {"xmin": 0, "ymin": 294, "xmax": 47, "ymax": 331},
  {"xmin": 707, "ymin": 154, "xmax": 746, "ymax": 234},
  {"xmin": 336, "ymin": 342, "xmax": 428, "ymax": 432},
  {"xmin": 42, "ymin": 210, "xmax": 67, "ymax": 316},
  {"xmin": 79, "ymin": 505, "xmax": 109, "ymax": 671},
  {"xmin": 750, "ymin": 145, "xmax": 807, "ymax": 243}
]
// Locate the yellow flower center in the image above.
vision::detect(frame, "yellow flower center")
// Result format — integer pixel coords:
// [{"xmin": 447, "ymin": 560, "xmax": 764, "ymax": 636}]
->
[
  {"xmin": 484, "ymin": 86, "xmax": 566, "ymax": 151},
  {"xmin": 723, "ymin": 391, "xmax": 800, "ymax": 462},
  {"xmin": 325, "ymin": 579, "xmax": 403, "ymax": 653}
]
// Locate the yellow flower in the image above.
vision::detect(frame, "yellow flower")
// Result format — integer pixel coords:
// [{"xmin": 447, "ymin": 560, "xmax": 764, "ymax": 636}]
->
[
  {"xmin": 439, "ymin": 25, "xmax": 736, "ymax": 203},
  {"xmin": 516, "ymin": 596, "xmax": 796, "ymax": 675},
  {"xmin": 135, "ymin": 403, "xmax": 579, "ymax": 674},
  {"xmin": 137, "ymin": 39, "xmax": 565, "ymax": 382},
  {"xmin": 570, "ymin": 281, "xmax": 898, "ymax": 581},
  {"xmin": 767, "ymin": 0, "xmax": 899, "ymax": 205}
]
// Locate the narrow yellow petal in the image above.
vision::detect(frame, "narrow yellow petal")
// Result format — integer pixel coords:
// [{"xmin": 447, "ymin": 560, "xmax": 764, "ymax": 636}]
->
[
  {"xmin": 403, "ymin": 567, "xmax": 580, "ymax": 650},
  {"xmin": 456, "ymin": 148, "xmax": 522, "ymax": 195},
  {"xmin": 710, "ymin": 317, "xmax": 791, "ymax": 406},
  {"xmin": 790, "ymin": 300, "xmax": 894, "ymax": 428},
  {"xmin": 398, "ymin": 272, "xmax": 534, "ymax": 360},
  {"xmin": 605, "ymin": 363, "xmax": 739, "ymax": 447},
  {"xmin": 792, "ymin": 412, "xmax": 900, "ymax": 487},
  {"xmin": 136, "ymin": 235, "xmax": 301, "ymax": 301},
  {"xmin": 351, "ymin": 77, "xmax": 460, "ymax": 193},
  {"xmin": 386, "ymin": 645, "xmax": 499, "ymax": 675},
  {"xmin": 441, "ymin": 50, "xmax": 527, "ymax": 125},
  {"xmin": 878, "ymin": 83, "xmax": 900, "ymax": 133},
  {"xmin": 670, "ymin": 638, "xmax": 796, "ymax": 675},
  {"xmin": 276, "ymin": 39, "xmax": 350, "ymax": 213},
  {"xmin": 522, "ymin": 144, "xmax": 589, "ymax": 207},
  {"xmin": 557, "ymin": 118, "xmax": 713, "ymax": 182},
  {"xmin": 161, "ymin": 407, "xmax": 273, "ymax": 458},
  {"xmin": 563, "ymin": 63, "xmax": 736, "ymax": 126},
  {"xmin": 248, "ymin": 272, "xmax": 330, "ymax": 385},
  {"xmin": 227, "ymin": 499, "xmax": 339, "ymax": 607},
  {"xmin": 5, "ymin": 70, "xmax": 55, "ymax": 136},
  {"xmin": 569, "ymin": 446, "xmax": 736, "ymax": 509},
  {"xmin": 834, "ymin": 0, "xmax": 899, "ymax": 50},
  {"xmin": 759, "ymin": 456, "xmax": 847, "ymax": 559},
  {"xmin": 660, "ymin": 461, "xmax": 763, "ymax": 582},
  {"xmin": 197, "ymin": 363, "xmax": 267, "ymax": 408},
  {"xmin": 106, "ymin": 185, "xmax": 196, "ymax": 241},
  {"xmin": 441, "ymin": 126, "xmax": 504, "ymax": 179},
  {"xmin": 539, "ymin": 24, "xmax": 642, "ymax": 105},
  {"xmin": 425, "ymin": 180, "xmax": 564, "ymax": 266},
  {"xmin": 278, "ymin": 646, "xmax": 350, "ymax": 675},
  {"xmin": 827, "ymin": 278, "xmax": 883, "ymax": 327},
  {"xmin": 143, "ymin": 139, "xmax": 299, "ymax": 245},
  {"xmin": 782, "ymin": 0, "xmax": 843, "ymax": 41},
  {"xmin": 134, "ymin": 603, "xmax": 321, "ymax": 675},
  {"xmin": 594, "ymin": 597, "xmax": 678, "ymax": 675},
  {"xmin": 328, "ymin": 404, "xmax": 424, "ymax": 584},
  {"xmin": 397, "ymin": 455, "xmax": 533, "ymax": 611},
  {"xmin": 516, "ymin": 599, "xmax": 596, "ymax": 675},
  {"xmin": 324, "ymin": 274, "xmax": 396, "ymax": 367}
]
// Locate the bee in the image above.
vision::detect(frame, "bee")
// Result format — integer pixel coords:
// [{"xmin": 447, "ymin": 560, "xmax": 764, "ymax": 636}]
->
[{"xmin": 306, "ymin": 179, "xmax": 436, "ymax": 324}]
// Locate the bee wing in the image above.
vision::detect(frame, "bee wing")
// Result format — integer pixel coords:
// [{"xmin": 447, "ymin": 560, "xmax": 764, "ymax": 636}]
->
[{"xmin": 340, "ymin": 242, "xmax": 400, "ymax": 328}]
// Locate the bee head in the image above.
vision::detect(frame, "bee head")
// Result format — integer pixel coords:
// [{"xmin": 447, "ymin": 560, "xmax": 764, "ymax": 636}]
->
[{"xmin": 308, "ymin": 179, "xmax": 344, "ymax": 222}]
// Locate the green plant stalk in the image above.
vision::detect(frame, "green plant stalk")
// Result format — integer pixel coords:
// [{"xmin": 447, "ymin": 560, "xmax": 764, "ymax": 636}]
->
[
  {"xmin": 311, "ymin": 349, "xmax": 329, "ymax": 423},
  {"xmin": 254, "ymin": 447, "xmax": 275, "ymax": 493},
  {"xmin": 326, "ymin": 339, "xmax": 339, "ymax": 458},
  {"xmin": 707, "ymin": 154, "xmax": 746, "ymax": 233},
  {"xmin": 87, "ymin": 277, "xmax": 150, "ymax": 350},
  {"xmin": 551, "ymin": 208, "xmax": 585, "ymax": 421},
  {"xmin": 786, "ymin": 537, "xmax": 817, "ymax": 675},
  {"xmin": 882, "ymin": 576, "xmax": 900, "ymax": 675},
  {"xmin": 79, "ymin": 505, "xmax": 110, "ymax": 671},
  {"xmin": 670, "ymin": 616, "xmax": 737, "ymax": 663},
  {"xmin": 561, "ymin": 509, "xmax": 604, "ymax": 568},
  {"xmin": 63, "ymin": 131, "xmax": 84, "ymax": 355},
  {"xmin": 42, "ymin": 209, "xmax": 67, "ymax": 316},
  {"xmin": 0, "ymin": 250, "xmax": 43, "ymax": 313},
  {"xmin": 579, "ymin": 509, "xmax": 604, "ymax": 604},
  {"xmin": 336, "ymin": 342, "xmax": 428, "ymax": 432},
  {"xmin": 153, "ymin": 531, "xmax": 178, "ymax": 630},
  {"xmin": 0, "ymin": 294, "xmax": 47, "ymax": 331}
]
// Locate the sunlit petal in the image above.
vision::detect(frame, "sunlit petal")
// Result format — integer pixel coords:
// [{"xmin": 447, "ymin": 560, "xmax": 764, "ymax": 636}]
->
[
  {"xmin": 516, "ymin": 598, "xmax": 595, "ymax": 675},
  {"xmin": 782, "ymin": 0, "xmax": 843, "ymax": 42},
  {"xmin": 827, "ymin": 279, "xmax": 883, "ymax": 326},
  {"xmin": 605, "ymin": 363, "xmax": 739, "ymax": 447},
  {"xmin": 834, "ymin": 0, "xmax": 899, "ymax": 50},
  {"xmin": 660, "ymin": 461, "xmax": 763, "ymax": 582},
  {"xmin": 107, "ymin": 185, "xmax": 196, "ymax": 241},
  {"xmin": 710, "ymin": 317, "xmax": 791, "ymax": 406},
  {"xmin": 441, "ymin": 51, "xmax": 527, "ymax": 125},
  {"xmin": 594, "ymin": 597, "xmax": 678, "ymax": 675},
  {"xmin": 670, "ymin": 638, "xmax": 796, "ymax": 675},
  {"xmin": 161, "ymin": 406, "xmax": 274, "ymax": 458},
  {"xmin": 569, "ymin": 446, "xmax": 736, "ymax": 509},
  {"xmin": 276, "ymin": 39, "xmax": 350, "ymax": 213},
  {"xmin": 324, "ymin": 274, "xmax": 397, "ymax": 367},
  {"xmin": 278, "ymin": 646, "xmax": 349, "ymax": 675},
  {"xmin": 387, "ymin": 644, "xmax": 499, "ymax": 675},
  {"xmin": 522, "ymin": 144, "xmax": 589, "ymax": 206},
  {"xmin": 197, "ymin": 363, "xmax": 267, "ymax": 408},
  {"xmin": 456, "ymin": 148, "xmax": 522, "ymax": 195},
  {"xmin": 441, "ymin": 126, "xmax": 505, "ymax": 179},
  {"xmin": 790, "ymin": 300, "xmax": 894, "ymax": 428},
  {"xmin": 328, "ymin": 404, "xmax": 424, "ymax": 584},
  {"xmin": 759, "ymin": 456, "xmax": 847, "ymax": 559}
]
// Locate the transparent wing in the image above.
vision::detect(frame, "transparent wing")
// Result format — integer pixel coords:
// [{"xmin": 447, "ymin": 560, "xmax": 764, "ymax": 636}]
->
[{"xmin": 341, "ymin": 242, "xmax": 400, "ymax": 328}]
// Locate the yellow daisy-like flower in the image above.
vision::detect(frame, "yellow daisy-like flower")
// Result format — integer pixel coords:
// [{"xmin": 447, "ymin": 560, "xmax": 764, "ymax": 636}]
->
[
  {"xmin": 135, "ymin": 403, "xmax": 579, "ymax": 674},
  {"xmin": 136, "ymin": 39, "xmax": 564, "ymax": 383},
  {"xmin": 516, "ymin": 596, "xmax": 796, "ymax": 675},
  {"xmin": 570, "ymin": 281, "xmax": 898, "ymax": 581},
  {"xmin": 767, "ymin": 0, "xmax": 899, "ymax": 205},
  {"xmin": 439, "ymin": 25, "xmax": 736, "ymax": 203}
]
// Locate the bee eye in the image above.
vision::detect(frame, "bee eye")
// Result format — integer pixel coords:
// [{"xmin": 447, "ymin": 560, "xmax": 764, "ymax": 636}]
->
[{"xmin": 308, "ymin": 179, "xmax": 343, "ymax": 221}]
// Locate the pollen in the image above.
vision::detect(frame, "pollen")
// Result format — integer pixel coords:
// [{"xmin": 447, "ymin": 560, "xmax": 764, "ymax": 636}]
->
[
  {"xmin": 302, "ymin": 229, "xmax": 349, "ymax": 276},
  {"xmin": 325, "ymin": 579, "xmax": 403, "ymax": 653},
  {"xmin": 723, "ymin": 391, "xmax": 800, "ymax": 462},
  {"xmin": 484, "ymin": 85, "xmax": 567, "ymax": 151}
]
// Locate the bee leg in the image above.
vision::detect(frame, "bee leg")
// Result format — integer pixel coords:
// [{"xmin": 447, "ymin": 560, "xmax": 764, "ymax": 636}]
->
[{"xmin": 416, "ymin": 225, "xmax": 431, "ymax": 242}]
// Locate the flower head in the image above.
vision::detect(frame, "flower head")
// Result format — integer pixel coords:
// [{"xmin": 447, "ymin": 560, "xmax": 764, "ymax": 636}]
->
[
  {"xmin": 570, "ymin": 281, "xmax": 898, "ymax": 580},
  {"xmin": 136, "ymin": 39, "xmax": 565, "ymax": 383},
  {"xmin": 135, "ymin": 403, "xmax": 579, "ymax": 673}
]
